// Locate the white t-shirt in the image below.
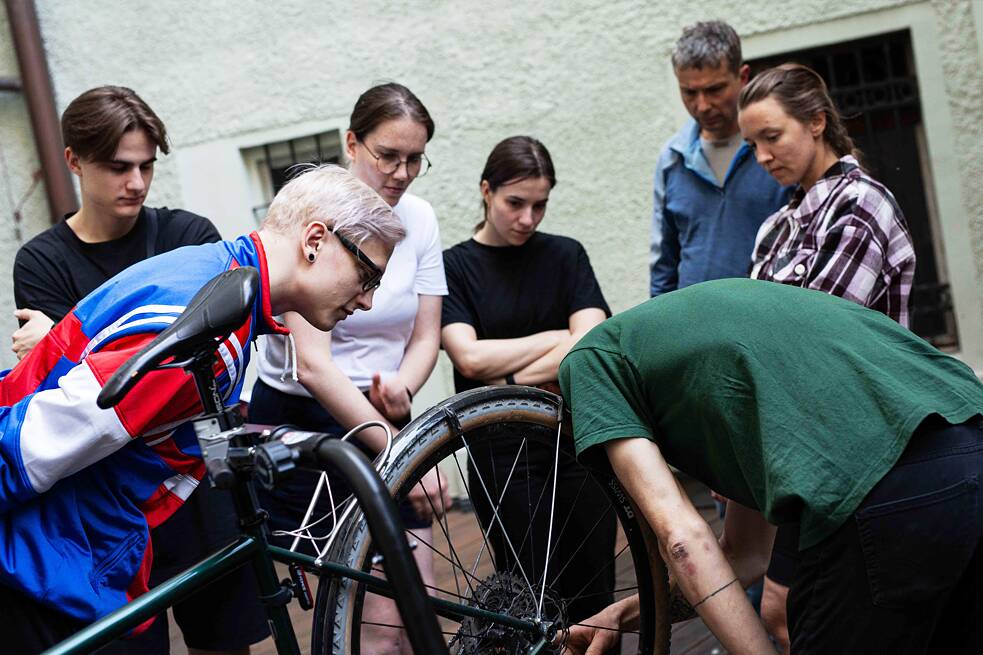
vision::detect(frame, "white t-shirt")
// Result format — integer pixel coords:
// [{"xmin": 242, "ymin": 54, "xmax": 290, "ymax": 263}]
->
[{"xmin": 256, "ymin": 192, "xmax": 447, "ymax": 395}]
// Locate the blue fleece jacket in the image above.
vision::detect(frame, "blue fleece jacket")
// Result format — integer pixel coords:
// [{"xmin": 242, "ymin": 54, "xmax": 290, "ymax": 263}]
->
[{"xmin": 650, "ymin": 119, "xmax": 791, "ymax": 296}]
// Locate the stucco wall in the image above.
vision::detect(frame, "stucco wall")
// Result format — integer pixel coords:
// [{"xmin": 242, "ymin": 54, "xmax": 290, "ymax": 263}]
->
[
  {"xmin": 0, "ymin": 8, "xmax": 52, "ymax": 370},
  {"xmin": 1, "ymin": 0, "xmax": 980, "ymax": 384},
  {"xmin": 933, "ymin": 0, "xmax": 983, "ymax": 336}
]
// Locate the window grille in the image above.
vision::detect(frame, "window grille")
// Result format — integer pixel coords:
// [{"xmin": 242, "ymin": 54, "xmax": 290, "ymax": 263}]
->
[{"xmin": 242, "ymin": 130, "xmax": 343, "ymax": 223}]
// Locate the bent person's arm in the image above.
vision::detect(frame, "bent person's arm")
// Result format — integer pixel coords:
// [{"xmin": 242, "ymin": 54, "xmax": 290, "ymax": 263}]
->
[
  {"xmin": 605, "ymin": 437, "xmax": 774, "ymax": 654},
  {"xmin": 0, "ymin": 363, "xmax": 134, "ymax": 512}
]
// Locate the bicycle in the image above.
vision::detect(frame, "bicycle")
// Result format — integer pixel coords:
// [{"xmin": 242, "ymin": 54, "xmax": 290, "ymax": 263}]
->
[{"xmin": 44, "ymin": 266, "xmax": 671, "ymax": 654}]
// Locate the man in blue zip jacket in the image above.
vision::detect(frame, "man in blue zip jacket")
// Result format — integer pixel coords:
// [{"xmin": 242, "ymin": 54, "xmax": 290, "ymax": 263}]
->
[{"xmin": 650, "ymin": 21, "xmax": 790, "ymax": 297}]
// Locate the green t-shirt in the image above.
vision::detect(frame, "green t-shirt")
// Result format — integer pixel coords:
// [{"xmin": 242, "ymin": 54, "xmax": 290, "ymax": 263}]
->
[{"xmin": 558, "ymin": 279, "xmax": 983, "ymax": 549}]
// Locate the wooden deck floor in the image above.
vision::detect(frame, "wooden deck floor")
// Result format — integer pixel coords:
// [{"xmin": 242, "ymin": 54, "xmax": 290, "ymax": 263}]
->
[{"xmin": 168, "ymin": 476, "xmax": 728, "ymax": 654}]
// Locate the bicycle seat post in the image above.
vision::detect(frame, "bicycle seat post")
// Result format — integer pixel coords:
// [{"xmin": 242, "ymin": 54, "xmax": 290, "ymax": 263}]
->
[
  {"xmin": 189, "ymin": 351, "xmax": 223, "ymax": 418},
  {"xmin": 188, "ymin": 352, "xmax": 244, "ymax": 489}
]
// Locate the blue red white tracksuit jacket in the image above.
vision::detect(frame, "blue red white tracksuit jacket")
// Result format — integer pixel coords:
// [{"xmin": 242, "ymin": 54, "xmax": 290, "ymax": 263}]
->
[{"xmin": 0, "ymin": 232, "xmax": 288, "ymax": 629}]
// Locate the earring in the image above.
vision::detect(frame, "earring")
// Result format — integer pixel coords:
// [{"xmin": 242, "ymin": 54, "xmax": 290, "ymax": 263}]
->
[{"xmin": 308, "ymin": 252, "xmax": 316, "ymax": 263}]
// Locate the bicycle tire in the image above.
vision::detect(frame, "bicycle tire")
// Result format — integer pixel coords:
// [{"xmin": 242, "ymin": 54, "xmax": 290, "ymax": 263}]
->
[{"xmin": 311, "ymin": 386, "xmax": 670, "ymax": 654}]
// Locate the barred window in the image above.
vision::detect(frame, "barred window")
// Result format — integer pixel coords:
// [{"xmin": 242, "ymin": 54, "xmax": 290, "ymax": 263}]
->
[{"xmin": 241, "ymin": 130, "xmax": 343, "ymax": 223}]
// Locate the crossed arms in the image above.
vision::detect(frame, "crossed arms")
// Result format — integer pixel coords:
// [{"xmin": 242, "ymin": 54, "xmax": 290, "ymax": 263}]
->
[{"xmin": 441, "ymin": 307, "xmax": 606, "ymax": 386}]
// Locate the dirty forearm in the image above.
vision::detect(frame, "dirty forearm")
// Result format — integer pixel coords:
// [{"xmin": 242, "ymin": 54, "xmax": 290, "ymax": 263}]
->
[{"xmin": 605, "ymin": 438, "xmax": 773, "ymax": 654}]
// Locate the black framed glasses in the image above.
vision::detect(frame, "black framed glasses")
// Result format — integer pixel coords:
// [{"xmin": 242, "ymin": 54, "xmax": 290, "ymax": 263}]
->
[
  {"xmin": 359, "ymin": 139, "xmax": 431, "ymax": 178},
  {"xmin": 331, "ymin": 230, "xmax": 384, "ymax": 292}
]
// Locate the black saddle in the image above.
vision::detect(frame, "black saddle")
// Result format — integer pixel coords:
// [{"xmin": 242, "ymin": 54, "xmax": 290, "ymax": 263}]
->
[{"xmin": 97, "ymin": 267, "xmax": 260, "ymax": 409}]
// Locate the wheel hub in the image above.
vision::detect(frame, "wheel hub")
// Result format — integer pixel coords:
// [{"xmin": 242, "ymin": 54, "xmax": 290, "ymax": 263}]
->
[{"xmin": 453, "ymin": 571, "xmax": 567, "ymax": 654}]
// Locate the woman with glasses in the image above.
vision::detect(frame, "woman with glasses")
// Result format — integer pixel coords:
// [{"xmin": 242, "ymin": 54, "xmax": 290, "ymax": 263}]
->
[
  {"xmin": 251, "ymin": 82, "xmax": 448, "ymax": 654},
  {"xmin": 440, "ymin": 136, "xmax": 616, "ymax": 623}
]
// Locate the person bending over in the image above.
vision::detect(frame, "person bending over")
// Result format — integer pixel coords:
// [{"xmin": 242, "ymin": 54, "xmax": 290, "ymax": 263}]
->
[
  {"xmin": 11, "ymin": 84, "xmax": 268, "ymax": 655},
  {"xmin": 559, "ymin": 279, "xmax": 982, "ymax": 655}
]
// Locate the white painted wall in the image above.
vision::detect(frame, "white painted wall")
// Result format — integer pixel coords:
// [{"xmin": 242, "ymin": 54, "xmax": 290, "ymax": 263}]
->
[{"xmin": 2, "ymin": 0, "xmax": 981, "ymax": 385}]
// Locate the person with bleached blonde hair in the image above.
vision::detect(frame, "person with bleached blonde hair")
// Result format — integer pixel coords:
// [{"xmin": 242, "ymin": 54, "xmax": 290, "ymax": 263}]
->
[{"xmin": 0, "ymin": 164, "xmax": 403, "ymax": 653}]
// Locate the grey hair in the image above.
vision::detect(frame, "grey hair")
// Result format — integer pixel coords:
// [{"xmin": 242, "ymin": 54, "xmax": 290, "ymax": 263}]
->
[
  {"xmin": 261, "ymin": 164, "xmax": 405, "ymax": 249},
  {"xmin": 671, "ymin": 21, "xmax": 742, "ymax": 74}
]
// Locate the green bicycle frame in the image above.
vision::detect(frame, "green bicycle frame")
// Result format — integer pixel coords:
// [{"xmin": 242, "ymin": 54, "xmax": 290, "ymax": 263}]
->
[{"xmin": 44, "ymin": 538, "xmax": 552, "ymax": 655}]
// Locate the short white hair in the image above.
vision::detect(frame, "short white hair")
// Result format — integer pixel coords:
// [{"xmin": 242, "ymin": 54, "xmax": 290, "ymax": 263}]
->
[{"xmin": 261, "ymin": 164, "xmax": 404, "ymax": 248}]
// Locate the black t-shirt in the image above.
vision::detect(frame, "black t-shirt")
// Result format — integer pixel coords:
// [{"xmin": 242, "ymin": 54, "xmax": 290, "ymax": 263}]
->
[
  {"xmin": 442, "ymin": 231, "xmax": 610, "ymax": 393},
  {"xmin": 13, "ymin": 206, "xmax": 221, "ymax": 322}
]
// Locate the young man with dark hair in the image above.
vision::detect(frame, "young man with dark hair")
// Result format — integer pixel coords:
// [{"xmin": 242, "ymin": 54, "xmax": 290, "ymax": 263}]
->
[
  {"xmin": 10, "ymin": 85, "xmax": 269, "ymax": 655},
  {"xmin": 12, "ymin": 86, "xmax": 218, "ymax": 358}
]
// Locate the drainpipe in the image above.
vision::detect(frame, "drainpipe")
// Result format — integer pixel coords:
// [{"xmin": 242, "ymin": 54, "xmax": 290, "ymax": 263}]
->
[{"xmin": 5, "ymin": 0, "xmax": 77, "ymax": 222}]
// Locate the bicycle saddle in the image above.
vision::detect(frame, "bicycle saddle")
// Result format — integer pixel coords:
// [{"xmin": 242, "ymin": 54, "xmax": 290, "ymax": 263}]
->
[{"xmin": 97, "ymin": 266, "xmax": 260, "ymax": 409}]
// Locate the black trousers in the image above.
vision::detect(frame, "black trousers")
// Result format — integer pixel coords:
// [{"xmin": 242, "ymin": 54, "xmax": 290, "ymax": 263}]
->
[
  {"xmin": 467, "ymin": 434, "xmax": 617, "ymax": 623},
  {"xmin": 789, "ymin": 415, "xmax": 983, "ymax": 654}
]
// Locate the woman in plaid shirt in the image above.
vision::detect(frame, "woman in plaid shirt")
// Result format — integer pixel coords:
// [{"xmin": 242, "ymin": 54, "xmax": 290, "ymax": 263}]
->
[
  {"xmin": 740, "ymin": 64, "xmax": 915, "ymax": 326},
  {"xmin": 738, "ymin": 63, "xmax": 916, "ymax": 652}
]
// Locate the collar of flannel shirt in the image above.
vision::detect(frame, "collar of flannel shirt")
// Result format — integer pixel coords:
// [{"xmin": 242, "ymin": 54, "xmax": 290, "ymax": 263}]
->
[{"xmin": 784, "ymin": 155, "xmax": 861, "ymax": 225}]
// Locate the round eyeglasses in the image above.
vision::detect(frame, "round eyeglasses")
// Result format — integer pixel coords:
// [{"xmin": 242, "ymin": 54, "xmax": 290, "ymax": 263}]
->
[{"xmin": 359, "ymin": 139, "xmax": 431, "ymax": 178}]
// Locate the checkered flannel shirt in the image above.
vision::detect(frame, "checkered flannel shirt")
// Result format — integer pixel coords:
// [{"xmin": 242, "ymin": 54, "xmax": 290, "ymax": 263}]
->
[{"xmin": 750, "ymin": 156, "xmax": 915, "ymax": 327}]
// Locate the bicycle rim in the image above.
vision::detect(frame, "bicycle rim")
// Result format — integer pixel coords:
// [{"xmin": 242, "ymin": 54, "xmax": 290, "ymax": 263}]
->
[{"xmin": 312, "ymin": 386, "xmax": 670, "ymax": 654}]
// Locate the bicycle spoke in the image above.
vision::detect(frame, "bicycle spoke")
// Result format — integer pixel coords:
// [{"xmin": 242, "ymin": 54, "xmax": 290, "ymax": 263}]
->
[
  {"xmin": 509, "ymin": 441, "xmax": 553, "ymax": 580},
  {"xmin": 524, "ymin": 437, "xmax": 534, "ymax": 577},
  {"xmin": 536, "ymin": 418, "xmax": 563, "ymax": 619},
  {"xmin": 400, "ymin": 528, "xmax": 487, "ymax": 589},
  {"xmin": 567, "ymin": 621, "xmax": 641, "ymax": 636},
  {"xmin": 541, "ymin": 468, "xmax": 590, "ymax": 573},
  {"xmin": 359, "ymin": 619, "xmax": 471, "ymax": 639},
  {"xmin": 567, "ymin": 540, "xmax": 630, "ymax": 605},
  {"xmin": 547, "ymin": 503, "xmax": 614, "ymax": 589},
  {"xmin": 370, "ymin": 566, "xmax": 479, "ymax": 604},
  {"xmin": 416, "ymin": 477, "xmax": 475, "ymax": 599},
  {"xmin": 568, "ymin": 585, "xmax": 640, "ymax": 600},
  {"xmin": 467, "ymin": 438, "xmax": 531, "ymax": 587},
  {"xmin": 508, "ymin": 446, "xmax": 593, "ymax": 596},
  {"xmin": 449, "ymin": 447, "xmax": 499, "ymax": 574},
  {"xmin": 461, "ymin": 434, "xmax": 537, "ymax": 600},
  {"xmin": 505, "ymin": 438, "xmax": 544, "ymax": 584},
  {"xmin": 434, "ymin": 469, "xmax": 463, "ymax": 601}
]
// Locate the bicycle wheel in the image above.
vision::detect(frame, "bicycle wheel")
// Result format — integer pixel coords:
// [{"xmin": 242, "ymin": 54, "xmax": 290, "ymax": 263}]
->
[{"xmin": 312, "ymin": 386, "xmax": 670, "ymax": 654}]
